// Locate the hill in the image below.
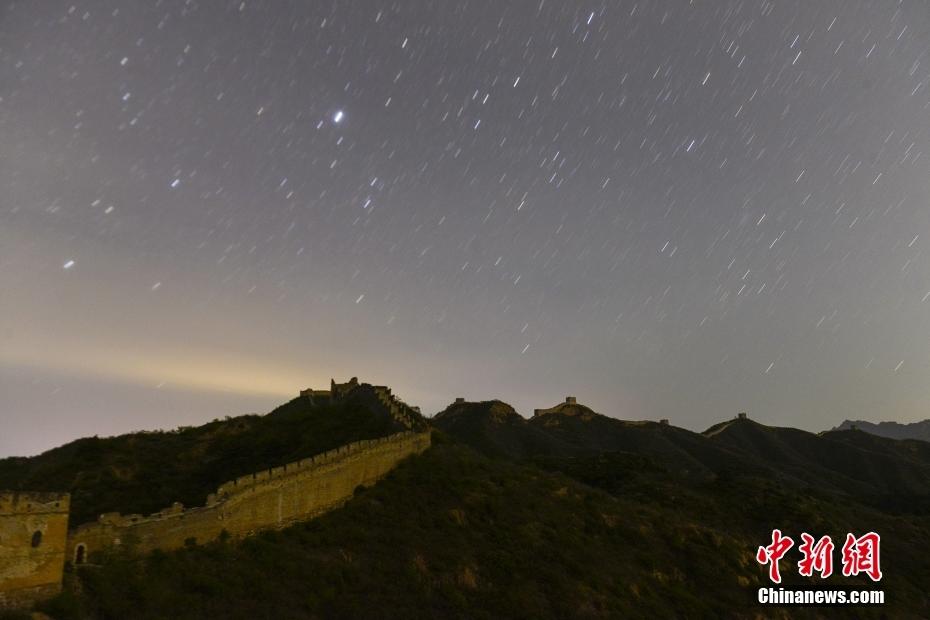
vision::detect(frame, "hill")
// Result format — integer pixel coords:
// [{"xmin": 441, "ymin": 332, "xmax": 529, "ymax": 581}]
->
[
  {"xmin": 434, "ymin": 400, "xmax": 930, "ymax": 511},
  {"xmin": 0, "ymin": 392, "xmax": 405, "ymax": 526},
  {"xmin": 432, "ymin": 400, "xmax": 580, "ymax": 459},
  {"xmin": 4, "ymin": 392, "xmax": 930, "ymax": 618},
  {"xmin": 705, "ymin": 417, "xmax": 930, "ymax": 508},
  {"xmin": 22, "ymin": 435, "xmax": 929, "ymax": 619},
  {"xmin": 434, "ymin": 398, "xmax": 756, "ymax": 480},
  {"xmin": 832, "ymin": 419, "xmax": 930, "ymax": 443}
]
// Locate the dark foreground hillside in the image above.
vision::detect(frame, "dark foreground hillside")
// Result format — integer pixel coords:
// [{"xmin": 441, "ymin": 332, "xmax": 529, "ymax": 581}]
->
[
  {"xmin": 18, "ymin": 434, "xmax": 930, "ymax": 620},
  {"xmin": 0, "ymin": 395, "xmax": 401, "ymax": 525}
]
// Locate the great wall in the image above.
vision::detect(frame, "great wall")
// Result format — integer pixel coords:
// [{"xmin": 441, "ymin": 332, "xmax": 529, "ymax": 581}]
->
[
  {"xmin": 0, "ymin": 492, "xmax": 71, "ymax": 609},
  {"xmin": 0, "ymin": 378, "xmax": 431, "ymax": 610}
]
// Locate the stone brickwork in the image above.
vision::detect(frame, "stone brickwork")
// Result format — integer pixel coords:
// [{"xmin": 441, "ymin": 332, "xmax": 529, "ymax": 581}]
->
[
  {"xmin": 67, "ymin": 430, "xmax": 430, "ymax": 561},
  {"xmin": 2, "ymin": 378, "xmax": 432, "ymax": 608},
  {"xmin": 0, "ymin": 492, "xmax": 70, "ymax": 609},
  {"xmin": 370, "ymin": 385, "xmax": 423, "ymax": 430},
  {"xmin": 300, "ymin": 378, "xmax": 427, "ymax": 432}
]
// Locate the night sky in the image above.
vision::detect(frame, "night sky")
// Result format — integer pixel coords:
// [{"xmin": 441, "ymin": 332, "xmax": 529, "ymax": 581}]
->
[{"xmin": 2, "ymin": 1, "xmax": 929, "ymax": 456}]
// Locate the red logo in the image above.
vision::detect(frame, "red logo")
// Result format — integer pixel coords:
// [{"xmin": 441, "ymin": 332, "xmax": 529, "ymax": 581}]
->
[
  {"xmin": 798, "ymin": 533, "xmax": 834, "ymax": 578},
  {"xmin": 756, "ymin": 529, "xmax": 794, "ymax": 583},
  {"xmin": 841, "ymin": 532, "xmax": 882, "ymax": 582},
  {"xmin": 756, "ymin": 530, "xmax": 881, "ymax": 583}
]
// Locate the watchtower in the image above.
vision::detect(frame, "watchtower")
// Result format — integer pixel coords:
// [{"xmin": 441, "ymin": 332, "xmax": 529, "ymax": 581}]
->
[
  {"xmin": 331, "ymin": 377, "xmax": 360, "ymax": 400},
  {"xmin": 0, "ymin": 491, "xmax": 70, "ymax": 609}
]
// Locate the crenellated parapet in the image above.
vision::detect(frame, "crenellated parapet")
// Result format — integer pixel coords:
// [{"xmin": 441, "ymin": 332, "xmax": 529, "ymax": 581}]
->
[
  {"xmin": 213, "ymin": 431, "xmax": 422, "ymax": 498},
  {"xmin": 8, "ymin": 378, "xmax": 433, "ymax": 609},
  {"xmin": 299, "ymin": 378, "xmax": 426, "ymax": 431},
  {"xmin": 66, "ymin": 430, "xmax": 431, "ymax": 562},
  {"xmin": 370, "ymin": 385, "xmax": 423, "ymax": 430}
]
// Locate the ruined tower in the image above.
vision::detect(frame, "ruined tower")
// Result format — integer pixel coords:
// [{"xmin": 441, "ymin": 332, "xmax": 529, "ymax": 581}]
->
[{"xmin": 0, "ymin": 491, "xmax": 70, "ymax": 609}]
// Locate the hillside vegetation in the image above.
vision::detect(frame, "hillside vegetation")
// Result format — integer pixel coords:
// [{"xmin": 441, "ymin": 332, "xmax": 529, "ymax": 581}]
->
[
  {"xmin": 24, "ymin": 435, "xmax": 930, "ymax": 619},
  {"xmin": 3, "ymin": 395, "xmax": 929, "ymax": 618},
  {"xmin": 434, "ymin": 400, "xmax": 930, "ymax": 513},
  {"xmin": 0, "ymin": 395, "xmax": 401, "ymax": 525}
]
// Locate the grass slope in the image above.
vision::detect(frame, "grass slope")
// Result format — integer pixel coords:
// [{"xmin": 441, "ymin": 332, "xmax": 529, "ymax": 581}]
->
[
  {"xmin": 705, "ymin": 419, "xmax": 930, "ymax": 502},
  {"xmin": 432, "ymin": 400, "xmax": 580, "ymax": 459},
  {"xmin": 436, "ymin": 403, "xmax": 930, "ymax": 510},
  {"xmin": 0, "ymin": 396, "xmax": 399, "ymax": 525},
  {"xmin": 25, "ymin": 434, "xmax": 930, "ymax": 620}
]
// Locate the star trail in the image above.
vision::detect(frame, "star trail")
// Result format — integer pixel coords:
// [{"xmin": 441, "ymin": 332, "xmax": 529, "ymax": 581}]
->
[{"xmin": 2, "ymin": 1, "xmax": 929, "ymax": 455}]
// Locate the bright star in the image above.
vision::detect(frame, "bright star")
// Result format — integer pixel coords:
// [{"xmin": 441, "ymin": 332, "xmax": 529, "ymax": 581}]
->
[{"xmin": 333, "ymin": 110, "xmax": 344, "ymax": 123}]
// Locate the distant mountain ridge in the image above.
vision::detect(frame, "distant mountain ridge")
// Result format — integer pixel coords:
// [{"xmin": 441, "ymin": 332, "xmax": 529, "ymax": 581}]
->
[
  {"xmin": 434, "ymin": 397, "xmax": 930, "ymax": 510},
  {"xmin": 4, "ymin": 387, "xmax": 930, "ymax": 618},
  {"xmin": 832, "ymin": 419, "xmax": 930, "ymax": 442}
]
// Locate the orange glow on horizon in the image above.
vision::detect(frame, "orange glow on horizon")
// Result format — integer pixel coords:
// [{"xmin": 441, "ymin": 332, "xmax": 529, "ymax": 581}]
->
[{"xmin": 0, "ymin": 339, "xmax": 321, "ymax": 399}]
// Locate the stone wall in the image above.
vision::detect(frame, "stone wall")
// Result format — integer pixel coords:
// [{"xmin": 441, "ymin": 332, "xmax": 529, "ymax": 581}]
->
[
  {"xmin": 298, "ymin": 378, "xmax": 426, "ymax": 432},
  {"xmin": 0, "ymin": 492, "xmax": 70, "ymax": 609},
  {"xmin": 370, "ymin": 385, "xmax": 423, "ymax": 430},
  {"xmin": 67, "ymin": 430, "xmax": 431, "ymax": 561}
]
